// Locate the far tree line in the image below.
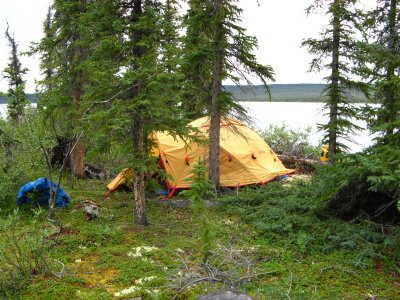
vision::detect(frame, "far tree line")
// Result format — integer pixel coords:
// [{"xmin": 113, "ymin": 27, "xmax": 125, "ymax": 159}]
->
[{"xmin": 1, "ymin": 0, "xmax": 399, "ymax": 225}]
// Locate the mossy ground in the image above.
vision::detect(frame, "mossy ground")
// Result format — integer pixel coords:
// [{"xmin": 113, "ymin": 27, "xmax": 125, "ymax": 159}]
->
[{"xmin": 1, "ymin": 178, "xmax": 399, "ymax": 299}]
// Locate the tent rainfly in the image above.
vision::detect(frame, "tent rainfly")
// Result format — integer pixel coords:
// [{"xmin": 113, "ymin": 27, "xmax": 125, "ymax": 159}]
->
[{"xmin": 105, "ymin": 117, "xmax": 295, "ymax": 196}]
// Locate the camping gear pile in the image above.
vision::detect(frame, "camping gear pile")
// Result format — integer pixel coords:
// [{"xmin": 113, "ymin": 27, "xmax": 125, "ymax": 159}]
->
[{"xmin": 17, "ymin": 177, "xmax": 70, "ymax": 207}]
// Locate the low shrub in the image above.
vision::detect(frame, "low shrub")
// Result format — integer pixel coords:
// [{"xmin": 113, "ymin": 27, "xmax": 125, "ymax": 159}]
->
[
  {"xmin": 312, "ymin": 146, "xmax": 400, "ymax": 223},
  {"xmin": 0, "ymin": 109, "xmax": 54, "ymax": 210},
  {"xmin": 259, "ymin": 123, "xmax": 319, "ymax": 159},
  {"xmin": 0, "ymin": 208, "xmax": 60, "ymax": 297},
  {"xmin": 219, "ymin": 179, "xmax": 400, "ymax": 267}
]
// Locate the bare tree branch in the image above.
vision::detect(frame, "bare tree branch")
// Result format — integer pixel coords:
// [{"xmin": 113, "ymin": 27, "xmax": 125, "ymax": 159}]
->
[
  {"xmin": 50, "ymin": 259, "xmax": 65, "ymax": 278},
  {"xmin": 171, "ymin": 277, "xmax": 225, "ymax": 300},
  {"xmin": 164, "ymin": 246, "xmax": 277, "ymax": 297}
]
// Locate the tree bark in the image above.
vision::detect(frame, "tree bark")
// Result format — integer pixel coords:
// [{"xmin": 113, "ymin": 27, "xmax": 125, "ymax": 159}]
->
[
  {"xmin": 133, "ymin": 114, "xmax": 147, "ymax": 226},
  {"xmin": 70, "ymin": 139, "xmax": 85, "ymax": 178},
  {"xmin": 70, "ymin": 0, "xmax": 86, "ymax": 178},
  {"xmin": 328, "ymin": 0, "xmax": 340, "ymax": 160},
  {"xmin": 130, "ymin": 0, "xmax": 147, "ymax": 226},
  {"xmin": 209, "ymin": 0, "xmax": 223, "ymax": 190},
  {"xmin": 70, "ymin": 79, "xmax": 85, "ymax": 178}
]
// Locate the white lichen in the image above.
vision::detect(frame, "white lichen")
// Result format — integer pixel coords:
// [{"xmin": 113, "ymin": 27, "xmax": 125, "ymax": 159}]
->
[
  {"xmin": 136, "ymin": 276, "xmax": 156, "ymax": 285},
  {"xmin": 113, "ymin": 276, "xmax": 158, "ymax": 297},
  {"xmin": 221, "ymin": 219, "xmax": 235, "ymax": 225},
  {"xmin": 127, "ymin": 245, "xmax": 158, "ymax": 257},
  {"xmin": 142, "ymin": 257, "xmax": 156, "ymax": 264},
  {"xmin": 113, "ymin": 286, "xmax": 140, "ymax": 297},
  {"xmin": 146, "ymin": 288, "xmax": 160, "ymax": 296}
]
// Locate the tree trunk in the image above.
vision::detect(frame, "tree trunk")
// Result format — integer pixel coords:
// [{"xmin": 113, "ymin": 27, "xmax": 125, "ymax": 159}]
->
[
  {"xmin": 383, "ymin": 0, "xmax": 397, "ymax": 137},
  {"xmin": 209, "ymin": 0, "xmax": 223, "ymax": 190},
  {"xmin": 128, "ymin": 0, "xmax": 148, "ymax": 226},
  {"xmin": 70, "ymin": 79, "xmax": 85, "ymax": 178},
  {"xmin": 70, "ymin": 1, "xmax": 86, "ymax": 178},
  {"xmin": 328, "ymin": 0, "xmax": 341, "ymax": 160},
  {"xmin": 70, "ymin": 139, "xmax": 85, "ymax": 178},
  {"xmin": 133, "ymin": 114, "xmax": 147, "ymax": 226},
  {"xmin": 277, "ymin": 154, "xmax": 328, "ymax": 174}
]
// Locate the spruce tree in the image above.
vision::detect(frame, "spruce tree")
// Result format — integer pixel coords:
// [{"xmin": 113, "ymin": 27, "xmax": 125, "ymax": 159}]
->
[
  {"xmin": 310, "ymin": 0, "xmax": 400, "ymax": 218},
  {"xmin": 160, "ymin": 0, "xmax": 181, "ymax": 74},
  {"xmin": 359, "ymin": 0, "xmax": 400, "ymax": 145},
  {"xmin": 82, "ymin": 0, "xmax": 189, "ymax": 225},
  {"xmin": 3, "ymin": 26, "xmax": 28, "ymax": 122},
  {"xmin": 41, "ymin": 7, "xmax": 55, "ymax": 92},
  {"xmin": 181, "ymin": 0, "xmax": 213, "ymax": 118},
  {"xmin": 119, "ymin": 0, "xmax": 189, "ymax": 225},
  {"xmin": 302, "ymin": 0, "xmax": 369, "ymax": 159},
  {"xmin": 34, "ymin": 0, "xmax": 90, "ymax": 178},
  {"xmin": 182, "ymin": 0, "xmax": 275, "ymax": 189}
]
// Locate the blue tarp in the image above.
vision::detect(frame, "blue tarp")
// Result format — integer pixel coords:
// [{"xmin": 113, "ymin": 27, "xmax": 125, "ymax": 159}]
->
[
  {"xmin": 16, "ymin": 177, "xmax": 70, "ymax": 207},
  {"xmin": 275, "ymin": 175, "xmax": 290, "ymax": 180}
]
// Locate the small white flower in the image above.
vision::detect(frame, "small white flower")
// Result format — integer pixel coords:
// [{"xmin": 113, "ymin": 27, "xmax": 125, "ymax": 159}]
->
[{"xmin": 75, "ymin": 259, "xmax": 82, "ymax": 263}]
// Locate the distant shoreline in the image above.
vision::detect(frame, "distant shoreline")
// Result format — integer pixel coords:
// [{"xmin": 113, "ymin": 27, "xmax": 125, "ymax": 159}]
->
[{"xmin": 0, "ymin": 83, "xmax": 370, "ymax": 104}]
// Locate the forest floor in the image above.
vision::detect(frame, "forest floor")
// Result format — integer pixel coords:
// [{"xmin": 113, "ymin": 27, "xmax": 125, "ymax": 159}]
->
[{"xmin": 1, "ymin": 178, "xmax": 399, "ymax": 299}]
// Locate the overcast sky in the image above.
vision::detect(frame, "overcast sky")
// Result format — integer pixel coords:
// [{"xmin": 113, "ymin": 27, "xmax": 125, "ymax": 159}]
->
[{"xmin": 0, "ymin": 0, "xmax": 374, "ymax": 93}]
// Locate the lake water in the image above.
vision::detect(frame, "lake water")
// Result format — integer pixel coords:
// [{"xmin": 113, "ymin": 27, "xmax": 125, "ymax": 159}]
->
[
  {"xmin": 0, "ymin": 102, "xmax": 377, "ymax": 153},
  {"xmin": 0, "ymin": 104, "xmax": 7, "ymax": 117},
  {"xmin": 240, "ymin": 102, "xmax": 377, "ymax": 153}
]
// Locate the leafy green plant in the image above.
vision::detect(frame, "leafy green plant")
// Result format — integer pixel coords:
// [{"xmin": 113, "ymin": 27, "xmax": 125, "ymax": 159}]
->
[
  {"xmin": 180, "ymin": 160, "xmax": 215, "ymax": 205},
  {"xmin": 0, "ymin": 209, "xmax": 60, "ymax": 297},
  {"xmin": 0, "ymin": 109, "xmax": 55, "ymax": 211},
  {"xmin": 259, "ymin": 123, "xmax": 319, "ymax": 159}
]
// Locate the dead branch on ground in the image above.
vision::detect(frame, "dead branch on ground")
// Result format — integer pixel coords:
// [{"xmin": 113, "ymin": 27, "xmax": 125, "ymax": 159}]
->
[{"xmin": 162, "ymin": 245, "xmax": 278, "ymax": 300}]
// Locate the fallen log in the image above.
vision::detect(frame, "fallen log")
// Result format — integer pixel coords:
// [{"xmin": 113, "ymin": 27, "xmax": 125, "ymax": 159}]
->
[{"xmin": 277, "ymin": 154, "xmax": 328, "ymax": 174}]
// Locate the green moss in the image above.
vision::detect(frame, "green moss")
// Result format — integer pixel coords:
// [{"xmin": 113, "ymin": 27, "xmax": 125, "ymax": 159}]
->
[{"xmin": 0, "ymin": 178, "xmax": 398, "ymax": 299}]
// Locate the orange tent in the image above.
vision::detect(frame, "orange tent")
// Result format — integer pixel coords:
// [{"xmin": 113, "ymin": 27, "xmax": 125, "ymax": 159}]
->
[
  {"xmin": 153, "ymin": 117, "xmax": 294, "ymax": 189},
  {"xmin": 105, "ymin": 117, "xmax": 294, "ymax": 195}
]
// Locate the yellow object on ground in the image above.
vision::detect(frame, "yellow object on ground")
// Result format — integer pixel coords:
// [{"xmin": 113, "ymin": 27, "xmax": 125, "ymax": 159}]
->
[
  {"xmin": 320, "ymin": 145, "xmax": 329, "ymax": 162},
  {"xmin": 105, "ymin": 168, "xmax": 134, "ymax": 196},
  {"xmin": 152, "ymin": 116, "xmax": 295, "ymax": 189}
]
